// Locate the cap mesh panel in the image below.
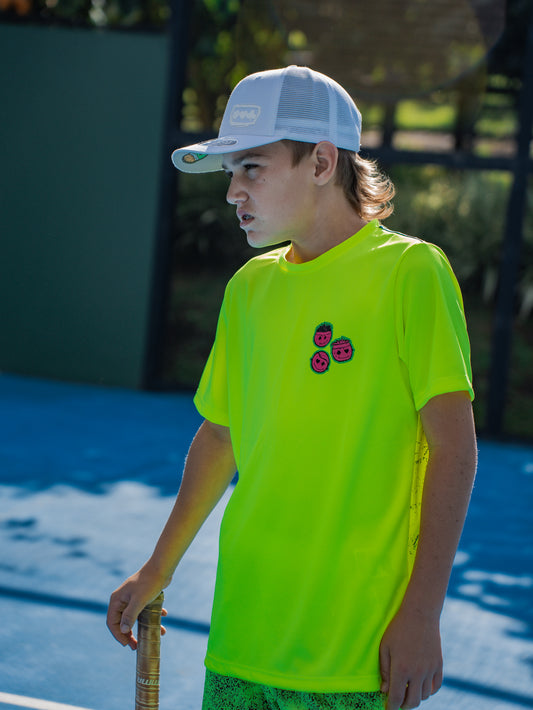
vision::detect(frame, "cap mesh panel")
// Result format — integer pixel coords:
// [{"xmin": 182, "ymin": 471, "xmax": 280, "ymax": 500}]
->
[
  {"xmin": 337, "ymin": 93, "xmax": 354, "ymax": 131},
  {"xmin": 275, "ymin": 74, "xmax": 329, "ymax": 134},
  {"xmin": 275, "ymin": 72, "xmax": 359, "ymax": 147}
]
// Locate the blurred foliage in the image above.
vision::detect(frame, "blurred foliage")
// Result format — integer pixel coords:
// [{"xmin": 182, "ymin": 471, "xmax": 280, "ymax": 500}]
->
[
  {"xmin": 183, "ymin": 1, "xmax": 287, "ymax": 132},
  {"xmin": 391, "ymin": 167, "xmax": 510, "ymax": 290},
  {"xmin": 0, "ymin": 0, "xmax": 169, "ymax": 28},
  {"xmin": 1, "ymin": 0, "xmax": 529, "ymax": 83},
  {"xmin": 265, "ymin": 0, "xmax": 503, "ymax": 100},
  {"xmin": 179, "ymin": 0, "xmax": 528, "ymax": 132}
]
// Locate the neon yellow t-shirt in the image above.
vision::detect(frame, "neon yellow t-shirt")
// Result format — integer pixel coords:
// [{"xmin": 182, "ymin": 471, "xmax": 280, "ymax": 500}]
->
[{"xmin": 194, "ymin": 220, "xmax": 474, "ymax": 692}]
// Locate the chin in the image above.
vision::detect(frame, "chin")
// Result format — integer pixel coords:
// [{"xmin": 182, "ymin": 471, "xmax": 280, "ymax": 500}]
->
[{"xmin": 246, "ymin": 231, "xmax": 285, "ymax": 250}]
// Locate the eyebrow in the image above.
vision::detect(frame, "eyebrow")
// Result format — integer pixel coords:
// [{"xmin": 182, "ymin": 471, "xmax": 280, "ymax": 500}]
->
[{"xmin": 221, "ymin": 152, "xmax": 266, "ymax": 170}]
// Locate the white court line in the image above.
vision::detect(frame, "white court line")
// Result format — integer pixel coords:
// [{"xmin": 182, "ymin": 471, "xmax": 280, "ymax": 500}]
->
[{"xmin": 0, "ymin": 693, "xmax": 92, "ymax": 710}]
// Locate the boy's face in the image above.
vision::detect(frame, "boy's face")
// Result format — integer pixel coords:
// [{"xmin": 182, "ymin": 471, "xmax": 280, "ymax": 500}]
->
[{"xmin": 222, "ymin": 141, "xmax": 316, "ymax": 249}]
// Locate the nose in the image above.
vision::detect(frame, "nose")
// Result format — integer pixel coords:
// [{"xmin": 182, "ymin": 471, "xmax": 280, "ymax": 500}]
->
[{"xmin": 226, "ymin": 176, "xmax": 246, "ymax": 205}]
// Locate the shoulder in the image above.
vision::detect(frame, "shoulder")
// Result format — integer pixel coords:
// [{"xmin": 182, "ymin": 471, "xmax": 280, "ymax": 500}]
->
[
  {"xmin": 377, "ymin": 224, "xmax": 440, "ymax": 256},
  {"xmin": 227, "ymin": 245, "xmax": 286, "ymax": 288},
  {"xmin": 366, "ymin": 224, "xmax": 453, "ymax": 285},
  {"xmin": 375, "ymin": 224, "xmax": 451, "ymax": 273},
  {"xmin": 220, "ymin": 245, "xmax": 287, "ymax": 311}
]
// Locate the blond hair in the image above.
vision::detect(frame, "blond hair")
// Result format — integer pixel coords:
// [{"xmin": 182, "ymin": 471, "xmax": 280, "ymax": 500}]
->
[{"xmin": 283, "ymin": 140, "xmax": 395, "ymax": 221}]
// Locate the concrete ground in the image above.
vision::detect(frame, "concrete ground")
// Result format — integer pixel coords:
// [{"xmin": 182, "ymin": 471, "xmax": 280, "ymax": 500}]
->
[{"xmin": 0, "ymin": 374, "xmax": 532, "ymax": 710}]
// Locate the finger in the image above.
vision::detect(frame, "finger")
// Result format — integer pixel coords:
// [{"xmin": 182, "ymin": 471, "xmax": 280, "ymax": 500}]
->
[
  {"xmin": 421, "ymin": 669, "xmax": 442, "ymax": 702},
  {"xmin": 122, "ymin": 629, "xmax": 138, "ymax": 651},
  {"xmin": 160, "ymin": 606, "xmax": 168, "ymax": 636},
  {"xmin": 379, "ymin": 644, "xmax": 391, "ymax": 694},
  {"xmin": 123, "ymin": 592, "xmax": 165, "ymax": 647},
  {"xmin": 386, "ymin": 685, "xmax": 407, "ymax": 710},
  {"xmin": 121, "ymin": 622, "xmax": 139, "ymax": 651},
  {"xmin": 431, "ymin": 669, "xmax": 443, "ymax": 696},
  {"xmin": 421, "ymin": 676, "xmax": 433, "ymax": 702},
  {"xmin": 402, "ymin": 680, "xmax": 422, "ymax": 709},
  {"xmin": 385, "ymin": 666, "xmax": 409, "ymax": 710}
]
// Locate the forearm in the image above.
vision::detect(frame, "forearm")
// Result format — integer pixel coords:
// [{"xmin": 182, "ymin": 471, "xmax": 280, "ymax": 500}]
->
[
  {"xmin": 379, "ymin": 392, "xmax": 477, "ymax": 709},
  {"xmin": 402, "ymin": 433, "xmax": 477, "ymax": 616},
  {"xmin": 107, "ymin": 418, "xmax": 236, "ymax": 647},
  {"xmin": 145, "ymin": 419, "xmax": 237, "ymax": 584}
]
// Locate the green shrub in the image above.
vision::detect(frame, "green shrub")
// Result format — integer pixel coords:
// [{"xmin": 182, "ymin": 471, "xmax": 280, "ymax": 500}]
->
[{"xmin": 389, "ymin": 166, "xmax": 510, "ymax": 288}]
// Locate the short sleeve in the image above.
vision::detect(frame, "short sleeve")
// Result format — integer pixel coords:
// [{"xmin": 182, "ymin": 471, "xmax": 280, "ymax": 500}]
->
[
  {"xmin": 395, "ymin": 242, "xmax": 474, "ymax": 411},
  {"xmin": 193, "ymin": 293, "xmax": 231, "ymax": 426}
]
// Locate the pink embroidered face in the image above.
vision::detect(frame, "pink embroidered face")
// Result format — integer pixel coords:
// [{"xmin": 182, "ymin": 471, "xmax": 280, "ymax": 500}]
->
[
  {"xmin": 331, "ymin": 337, "xmax": 354, "ymax": 363},
  {"xmin": 311, "ymin": 351, "xmax": 330, "ymax": 374},
  {"xmin": 313, "ymin": 323, "xmax": 333, "ymax": 348}
]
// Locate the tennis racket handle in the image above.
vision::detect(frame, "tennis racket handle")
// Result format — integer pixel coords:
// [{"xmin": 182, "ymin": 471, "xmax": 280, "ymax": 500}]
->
[{"xmin": 135, "ymin": 592, "xmax": 164, "ymax": 710}]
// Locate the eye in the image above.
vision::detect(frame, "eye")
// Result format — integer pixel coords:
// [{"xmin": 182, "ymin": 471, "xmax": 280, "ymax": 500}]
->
[
  {"xmin": 243, "ymin": 163, "xmax": 259, "ymax": 173},
  {"xmin": 223, "ymin": 170, "xmax": 233, "ymax": 180}
]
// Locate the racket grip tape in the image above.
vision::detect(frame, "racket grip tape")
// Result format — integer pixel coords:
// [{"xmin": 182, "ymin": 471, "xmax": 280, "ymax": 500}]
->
[{"xmin": 135, "ymin": 591, "xmax": 164, "ymax": 710}]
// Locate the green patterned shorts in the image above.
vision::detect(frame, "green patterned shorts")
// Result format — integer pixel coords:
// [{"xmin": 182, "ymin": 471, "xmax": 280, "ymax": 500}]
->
[{"xmin": 202, "ymin": 669, "xmax": 386, "ymax": 710}]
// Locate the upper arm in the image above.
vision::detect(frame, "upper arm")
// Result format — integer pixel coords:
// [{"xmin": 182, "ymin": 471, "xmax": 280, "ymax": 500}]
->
[
  {"xmin": 420, "ymin": 391, "xmax": 477, "ymax": 464},
  {"xmin": 203, "ymin": 418, "xmax": 232, "ymax": 445}
]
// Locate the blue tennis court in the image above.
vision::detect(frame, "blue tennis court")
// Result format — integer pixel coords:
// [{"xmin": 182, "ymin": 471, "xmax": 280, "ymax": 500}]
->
[{"xmin": 0, "ymin": 374, "xmax": 532, "ymax": 710}]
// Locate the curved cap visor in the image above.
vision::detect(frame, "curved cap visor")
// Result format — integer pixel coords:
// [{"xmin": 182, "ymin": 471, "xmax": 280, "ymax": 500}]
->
[{"xmin": 171, "ymin": 134, "xmax": 282, "ymax": 174}]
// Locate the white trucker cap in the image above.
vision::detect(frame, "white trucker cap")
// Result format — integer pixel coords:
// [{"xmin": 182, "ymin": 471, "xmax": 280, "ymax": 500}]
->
[{"xmin": 171, "ymin": 65, "xmax": 362, "ymax": 173}]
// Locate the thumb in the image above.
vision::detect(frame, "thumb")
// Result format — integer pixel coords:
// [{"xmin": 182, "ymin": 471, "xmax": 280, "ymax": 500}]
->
[
  {"xmin": 120, "ymin": 599, "xmax": 142, "ymax": 635},
  {"xmin": 120, "ymin": 617, "xmax": 132, "ymax": 634}
]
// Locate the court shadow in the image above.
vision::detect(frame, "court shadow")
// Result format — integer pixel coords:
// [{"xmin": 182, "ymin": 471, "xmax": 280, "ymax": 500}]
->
[
  {"xmin": 0, "ymin": 374, "xmax": 201, "ymax": 496},
  {"xmin": 447, "ymin": 440, "xmax": 533, "ymax": 642}
]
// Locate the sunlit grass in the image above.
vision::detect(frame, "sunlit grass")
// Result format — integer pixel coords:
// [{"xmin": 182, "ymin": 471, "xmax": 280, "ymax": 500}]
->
[{"xmin": 396, "ymin": 99, "xmax": 456, "ymax": 131}]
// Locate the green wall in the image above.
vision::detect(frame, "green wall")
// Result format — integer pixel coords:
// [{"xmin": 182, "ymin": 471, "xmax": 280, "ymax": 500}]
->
[{"xmin": 0, "ymin": 24, "xmax": 170, "ymax": 388}]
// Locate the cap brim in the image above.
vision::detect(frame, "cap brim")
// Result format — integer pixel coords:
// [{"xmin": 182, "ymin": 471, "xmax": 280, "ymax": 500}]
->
[{"xmin": 171, "ymin": 135, "xmax": 279, "ymax": 173}]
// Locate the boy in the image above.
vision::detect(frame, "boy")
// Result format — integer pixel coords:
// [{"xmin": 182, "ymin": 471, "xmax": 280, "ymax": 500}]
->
[{"xmin": 107, "ymin": 66, "xmax": 477, "ymax": 710}]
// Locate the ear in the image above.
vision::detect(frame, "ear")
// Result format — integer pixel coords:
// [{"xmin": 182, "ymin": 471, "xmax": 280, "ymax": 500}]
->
[{"xmin": 312, "ymin": 141, "xmax": 338, "ymax": 185}]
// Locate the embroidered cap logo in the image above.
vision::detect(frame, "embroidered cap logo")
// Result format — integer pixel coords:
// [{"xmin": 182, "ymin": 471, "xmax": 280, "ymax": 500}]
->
[{"xmin": 230, "ymin": 105, "xmax": 261, "ymax": 127}]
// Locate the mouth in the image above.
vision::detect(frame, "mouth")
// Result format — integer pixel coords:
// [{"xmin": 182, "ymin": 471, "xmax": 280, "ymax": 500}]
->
[{"xmin": 238, "ymin": 211, "xmax": 254, "ymax": 228}]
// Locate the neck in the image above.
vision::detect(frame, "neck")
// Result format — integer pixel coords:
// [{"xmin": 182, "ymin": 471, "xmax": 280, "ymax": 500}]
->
[{"xmin": 287, "ymin": 194, "xmax": 368, "ymax": 264}]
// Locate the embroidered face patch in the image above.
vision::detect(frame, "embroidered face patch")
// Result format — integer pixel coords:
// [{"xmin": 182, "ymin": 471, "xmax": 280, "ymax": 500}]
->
[
  {"xmin": 311, "ymin": 350, "xmax": 330, "ymax": 374},
  {"xmin": 313, "ymin": 322, "xmax": 333, "ymax": 348},
  {"xmin": 310, "ymin": 323, "xmax": 354, "ymax": 374},
  {"xmin": 331, "ymin": 337, "xmax": 354, "ymax": 362}
]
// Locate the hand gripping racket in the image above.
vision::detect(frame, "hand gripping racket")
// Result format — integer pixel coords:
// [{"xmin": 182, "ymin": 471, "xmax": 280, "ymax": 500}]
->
[{"xmin": 135, "ymin": 592, "xmax": 164, "ymax": 710}]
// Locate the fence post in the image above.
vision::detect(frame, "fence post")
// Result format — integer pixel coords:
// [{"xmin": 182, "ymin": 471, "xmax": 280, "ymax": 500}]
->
[
  {"xmin": 142, "ymin": 0, "xmax": 191, "ymax": 388},
  {"xmin": 485, "ymin": 9, "xmax": 533, "ymax": 437}
]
